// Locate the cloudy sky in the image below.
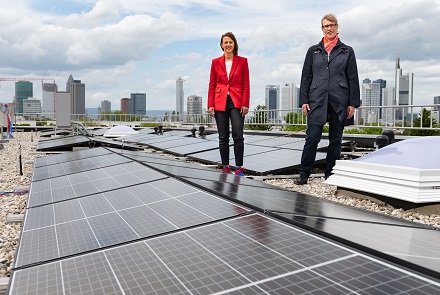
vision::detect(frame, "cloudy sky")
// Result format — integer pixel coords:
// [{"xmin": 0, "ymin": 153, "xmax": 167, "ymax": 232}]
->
[{"xmin": 0, "ymin": 0, "xmax": 439, "ymax": 111}]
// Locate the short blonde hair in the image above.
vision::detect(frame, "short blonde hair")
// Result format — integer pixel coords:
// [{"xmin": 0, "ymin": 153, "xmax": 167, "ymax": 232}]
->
[{"xmin": 321, "ymin": 14, "xmax": 338, "ymax": 27}]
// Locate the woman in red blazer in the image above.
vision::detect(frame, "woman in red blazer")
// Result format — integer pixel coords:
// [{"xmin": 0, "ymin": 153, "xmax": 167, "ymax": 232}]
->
[{"xmin": 208, "ymin": 32, "xmax": 250, "ymax": 176}]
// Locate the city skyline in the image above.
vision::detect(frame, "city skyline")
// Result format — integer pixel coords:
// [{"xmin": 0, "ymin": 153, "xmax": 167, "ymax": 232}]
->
[{"xmin": 0, "ymin": 0, "xmax": 439, "ymax": 111}]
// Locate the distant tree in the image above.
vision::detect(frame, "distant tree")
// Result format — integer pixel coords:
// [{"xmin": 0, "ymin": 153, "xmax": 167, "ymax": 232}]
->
[
  {"xmin": 405, "ymin": 108, "xmax": 440, "ymax": 136},
  {"xmin": 245, "ymin": 105, "xmax": 271, "ymax": 130},
  {"xmin": 284, "ymin": 111, "xmax": 306, "ymax": 124}
]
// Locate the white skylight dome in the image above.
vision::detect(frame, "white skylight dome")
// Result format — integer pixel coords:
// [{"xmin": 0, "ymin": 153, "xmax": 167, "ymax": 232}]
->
[
  {"xmin": 325, "ymin": 136, "xmax": 440, "ymax": 203},
  {"xmin": 103, "ymin": 125, "xmax": 139, "ymax": 138}
]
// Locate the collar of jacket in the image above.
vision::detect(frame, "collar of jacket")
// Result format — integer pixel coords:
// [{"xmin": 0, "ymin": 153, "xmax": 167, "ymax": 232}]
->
[
  {"xmin": 219, "ymin": 54, "xmax": 238, "ymax": 80},
  {"xmin": 313, "ymin": 39, "xmax": 348, "ymax": 54}
]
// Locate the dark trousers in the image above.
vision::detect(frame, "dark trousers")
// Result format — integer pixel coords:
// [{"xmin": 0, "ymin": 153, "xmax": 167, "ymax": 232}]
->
[
  {"xmin": 300, "ymin": 105, "xmax": 344, "ymax": 177},
  {"xmin": 215, "ymin": 96, "xmax": 244, "ymax": 166}
]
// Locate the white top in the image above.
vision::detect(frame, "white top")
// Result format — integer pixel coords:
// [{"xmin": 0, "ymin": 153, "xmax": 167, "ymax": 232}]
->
[{"xmin": 225, "ymin": 61, "xmax": 232, "ymax": 78}]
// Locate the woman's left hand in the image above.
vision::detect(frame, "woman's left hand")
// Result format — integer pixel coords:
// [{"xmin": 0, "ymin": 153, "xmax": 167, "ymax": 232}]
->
[
  {"xmin": 347, "ymin": 105, "xmax": 355, "ymax": 119},
  {"xmin": 240, "ymin": 106, "xmax": 249, "ymax": 117}
]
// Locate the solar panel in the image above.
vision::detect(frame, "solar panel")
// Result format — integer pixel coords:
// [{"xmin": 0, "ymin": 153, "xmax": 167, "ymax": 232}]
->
[
  {"xmin": 33, "ymin": 147, "xmax": 112, "ymax": 168},
  {"xmin": 39, "ymin": 129, "xmax": 71, "ymax": 137},
  {"xmin": 242, "ymin": 148, "xmax": 326, "ymax": 174},
  {"xmin": 32, "ymin": 152, "xmax": 132, "ymax": 181},
  {"xmin": 9, "ymin": 214, "xmax": 440, "ymax": 294},
  {"xmin": 164, "ymin": 140, "xmax": 220, "ymax": 156},
  {"xmin": 36, "ymin": 136, "xmax": 91, "ymax": 151},
  {"xmin": 17, "ymin": 177, "xmax": 251, "ymax": 269},
  {"xmin": 89, "ymin": 137, "xmax": 142, "ymax": 150},
  {"xmin": 188, "ymin": 145, "xmax": 279, "ymax": 165},
  {"xmin": 27, "ymin": 161, "xmax": 167, "ymax": 208},
  {"xmin": 272, "ymin": 212, "xmax": 440, "ymax": 275}
]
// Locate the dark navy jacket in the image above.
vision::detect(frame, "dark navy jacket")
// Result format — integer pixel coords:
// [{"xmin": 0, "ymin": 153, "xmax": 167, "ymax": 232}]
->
[{"xmin": 299, "ymin": 38, "xmax": 360, "ymax": 126}]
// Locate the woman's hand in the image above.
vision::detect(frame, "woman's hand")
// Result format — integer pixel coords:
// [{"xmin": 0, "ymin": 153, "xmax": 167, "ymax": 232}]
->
[
  {"xmin": 240, "ymin": 106, "xmax": 249, "ymax": 117},
  {"xmin": 347, "ymin": 105, "xmax": 355, "ymax": 119},
  {"xmin": 209, "ymin": 107, "xmax": 215, "ymax": 118},
  {"xmin": 301, "ymin": 104, "xmax": 310, "ymax": 116}
]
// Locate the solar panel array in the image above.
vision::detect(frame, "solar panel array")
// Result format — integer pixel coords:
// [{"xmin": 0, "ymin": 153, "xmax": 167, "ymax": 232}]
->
[
  {"xmin": 111, "ymin": 130, "xmax": 330, "ymax": 175},
  {"xmin": 36, "ymin": 135, "xmax": 141, "ymax": 151},
  {"xmin": 8, "ymin": 147, "xmax": 440, "ymax": 294}
]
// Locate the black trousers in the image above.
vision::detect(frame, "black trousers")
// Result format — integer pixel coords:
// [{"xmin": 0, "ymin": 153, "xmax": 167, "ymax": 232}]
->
[
  {"xmin": 300, "ymin": 105, "xmax": 344, "ymax": 177},
  {"xmin": 214, "ymin": 96, "xmax": 245, "ymax": 166}
]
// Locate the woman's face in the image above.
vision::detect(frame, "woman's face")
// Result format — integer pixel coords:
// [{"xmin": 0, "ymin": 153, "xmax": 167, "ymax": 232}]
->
[
  {"xmin": 221, "ymin": 36, "xmax": 235, "ymax": 54},
  {"xmin": 322, "ymin": 19, "xmax": 338, "ymax": 40}
]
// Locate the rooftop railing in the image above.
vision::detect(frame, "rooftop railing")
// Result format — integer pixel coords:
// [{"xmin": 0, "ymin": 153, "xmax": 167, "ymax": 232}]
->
[{"xmin": 8, "ymin": 104, "xmax": 440, "ymax": 132}]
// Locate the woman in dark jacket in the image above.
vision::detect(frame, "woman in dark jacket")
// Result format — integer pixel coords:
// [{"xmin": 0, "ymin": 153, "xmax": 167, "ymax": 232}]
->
[{"xmin": 295, "ymin": 13, "xmax": 360, "ymax": 185}]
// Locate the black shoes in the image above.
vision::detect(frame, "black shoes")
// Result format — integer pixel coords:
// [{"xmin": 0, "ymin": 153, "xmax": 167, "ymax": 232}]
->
[
  {"xmin": 324, "ymin": 172, "xmax": 334, "ymax": 180},
  {"xmin": 294, "ymin": 174, "xmax": 308, "ymax": 185}
]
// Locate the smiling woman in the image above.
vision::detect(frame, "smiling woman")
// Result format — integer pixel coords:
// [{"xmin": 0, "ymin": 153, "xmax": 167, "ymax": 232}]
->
[
  {"xmin": 208, "ymin": 32, "xmax": 250, "ymax": 177},
  {"xmin": 295, "ymin": 13, "xmax": 360, "ymax": 185}
]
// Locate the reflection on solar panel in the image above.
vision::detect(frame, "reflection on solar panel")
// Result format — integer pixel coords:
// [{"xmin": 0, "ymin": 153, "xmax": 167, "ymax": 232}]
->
[
  {"xmin": 89, "ymin": 137, "xmax": 142, "ymax": 150},
  {"xmin": 33, "ymin": 147, "xmax": 111, "ymax": 168},
  {"xmin": 32, "ymin": 152, "xmax": 132, "ymax": 181},
  {"xmin": 242, "ymin": 148, "xmax": 326, "ymax": 175},
  {"xmin": 114, "ymin": 130, "xmax": 331, "ymax": 174},
  {"xmin": 39, "ymin": 129, "xmax": 71, "ymax": 137},
  {"xmin": 10, "ymin": 214, "xmax": 440, "ymax": 294},
  {"xmin": 188, "ymin": 144, "xmax": 280, "ymax": 165},
  {"xmin": 36, "ymin": 136, "xmax": 91, "ymax": 151}
]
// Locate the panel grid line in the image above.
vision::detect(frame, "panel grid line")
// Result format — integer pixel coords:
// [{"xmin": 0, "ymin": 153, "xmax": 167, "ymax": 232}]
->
[
  {"xmin": 143, "ymin": 241, "xmax": 195, "ymax": 295},
  {"xmin": 210, "ymin": 254, "xmax": 360, "ymax": 295}
]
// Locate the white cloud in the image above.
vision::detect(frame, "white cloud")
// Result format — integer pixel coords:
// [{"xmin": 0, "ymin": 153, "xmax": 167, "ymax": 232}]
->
[
  {"xmin": 59, "ymin": 0, "xmax": 122, "ymax": 27},
  {"xmin": 0, "ymin": 0, "xmax": 439, "ymax": 109}
]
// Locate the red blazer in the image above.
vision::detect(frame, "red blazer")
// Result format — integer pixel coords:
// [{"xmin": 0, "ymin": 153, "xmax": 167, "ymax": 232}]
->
[{"xmin": 208, "ymin": 55, "xmax": 250, "ymax": 111}]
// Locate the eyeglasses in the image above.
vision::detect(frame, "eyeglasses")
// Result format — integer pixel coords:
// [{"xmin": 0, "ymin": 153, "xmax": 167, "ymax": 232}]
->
[{"xmin": 322, "ymin": 24, "xmax": 337, "ymax": 29}]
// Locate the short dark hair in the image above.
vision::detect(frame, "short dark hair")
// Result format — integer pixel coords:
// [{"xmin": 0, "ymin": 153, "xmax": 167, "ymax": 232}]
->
[{"xmin": 220, "ymin": 32, "xmax": 239, "ymax": 55}]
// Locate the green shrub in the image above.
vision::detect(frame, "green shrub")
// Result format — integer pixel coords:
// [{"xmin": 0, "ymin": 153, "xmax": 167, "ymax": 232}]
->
[
  {"xmin": 283, "ymin": 125, "xmax": 307, "ymax": 132},
  {"xmin": 402, "ymin": 129, "xmax": 440, "ymax": 136},
  {"xmin": 140, "ymin": 122, "xmax": 161, "ymax": 127}
]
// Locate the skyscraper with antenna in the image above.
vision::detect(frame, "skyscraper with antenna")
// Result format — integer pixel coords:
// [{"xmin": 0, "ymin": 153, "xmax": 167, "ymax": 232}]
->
[{"xmin": 394, "ymin": 55, "xmax": 414, "ymax": 120}]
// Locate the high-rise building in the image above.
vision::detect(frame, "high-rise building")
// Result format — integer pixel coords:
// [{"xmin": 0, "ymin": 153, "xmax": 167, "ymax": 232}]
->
[
  {"xmin": 100, "ymin": 100, "xmax": 111, "ymax": 114},
  {"xmin": 120, "ymin": 98, "xmax": 130, "ymax": 114},
  {"xmin": 66, "ymin": 75, "xmax": 85, "ymax": 115},
  {"xmin": 42, "ymin": 82, "xmax": 58, "ymax": 119},
  {"xmin": 176, "ymin": 77, "xmax": 185, "ymax": 115},
  {"xmin": 434, "ymin": 96, "xmax": 440, "ymax": 111},
  {"xmin": 395, "ymin": 57, "xmax": 414, "ymax": 120},
  {"xmin": 55, "ymin": 91, "xmax": 71, "ymax": 127},
  {"xmin": 373, "ymin": 79, "xmax": 386, "ymax": 119},
  {"xmin": 14, "ymin": 81, "xmax": 33, "ymax": 114},
  {"xmin": 187, "ymin": 95, "xmax": 202, "ymax": 115},
  {"xmin": 382, "ymin": 87, "xmax": 395, "ymax": 124},
  {"xmin": 22, "ymin": 98, "xmax": 41, "ymax": 118},
  {"xmin": 265, "ymin": 85, "xmax": 280, "ymax": 121},
  {"xmin": 361, "ymin": 78, "xmax": 381, "ymax": 123},
  {"xmin": 279, "ymin": 83, "xmax": 299, "ymax": 120},
  {"xmin": 66, "ymin": 74, "xmax": 74, "ymax": 92},
  {"xmin": 129, "ymin": 93, "xmax": 146, "ymax": 116}
]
